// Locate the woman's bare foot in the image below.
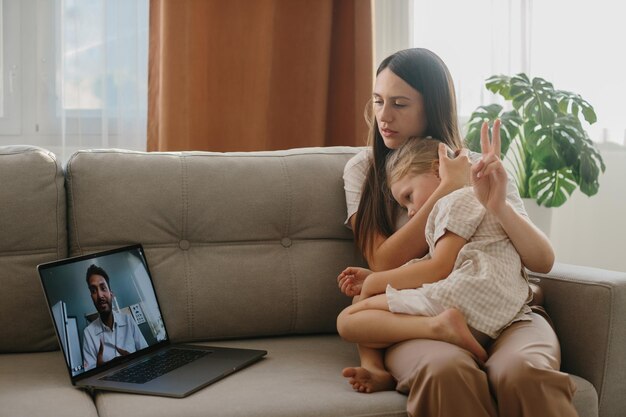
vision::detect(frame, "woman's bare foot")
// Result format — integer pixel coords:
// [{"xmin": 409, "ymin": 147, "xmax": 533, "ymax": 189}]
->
[
  {"xmin": 434, "ymin": 309, "xmax": 488, "ymax": 362},
  {"xmin": 342, "ymin": 366, "xmax": 396, "ymax": 393}
]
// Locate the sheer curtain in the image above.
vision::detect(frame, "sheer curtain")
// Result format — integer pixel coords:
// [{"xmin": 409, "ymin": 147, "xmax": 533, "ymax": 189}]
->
[
  {"xmin": 0, "ymin": 0, "xmax": 148, "ymax": 162},
  {"xmin": 57, "ymin": 0, "xmax": 149, "ymax": 161}
]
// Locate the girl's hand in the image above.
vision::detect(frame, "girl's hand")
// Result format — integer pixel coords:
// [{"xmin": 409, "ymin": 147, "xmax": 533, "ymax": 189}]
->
[
  {"xmin": 471, "ymin": 119, "xmax": 508, "ymax": 214},
  {"xmin": 438, "ymin": 143, "xmax": 471, "ymax": 193},
  {"xmin": 337, "ymin": 266, "xmax": 373, "ymax": 297}
]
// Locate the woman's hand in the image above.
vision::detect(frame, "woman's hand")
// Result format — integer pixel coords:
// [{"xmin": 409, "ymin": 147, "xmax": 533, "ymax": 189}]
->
[
  {"xmin": 471, "ymin": 119, "xmax": 508, "ymax": 215},
  {"xmin": 438, "ymin": 143, "xmax": 471, "ymax": 193}
]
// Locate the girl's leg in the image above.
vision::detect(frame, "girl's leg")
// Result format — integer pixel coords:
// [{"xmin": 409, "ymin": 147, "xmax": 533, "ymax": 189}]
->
[
  {"xmin": 339, "ymin": 295, "xmax": 395, "ymax": 393},
  {"xmin": 337, "ymin": 294, "xmax": 487, "ymax": 361},
  {"xmin": 341, "ymin": 344, "xmax": 396, "ymax": 393}
]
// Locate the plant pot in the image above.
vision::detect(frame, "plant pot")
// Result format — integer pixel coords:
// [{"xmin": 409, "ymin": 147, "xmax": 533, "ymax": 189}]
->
[{"xmin": 522, "ymin": 198, "xmax": 553, "ymax": 237}]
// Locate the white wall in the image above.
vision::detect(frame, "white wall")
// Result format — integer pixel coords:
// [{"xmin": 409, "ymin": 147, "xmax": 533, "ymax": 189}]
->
[{"xmin": 549, "ymin": 146, "xmax": 626, "ymax": 272}]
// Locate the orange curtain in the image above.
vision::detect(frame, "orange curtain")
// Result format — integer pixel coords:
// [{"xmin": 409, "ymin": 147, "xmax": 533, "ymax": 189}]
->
[{"xmin": 148, "ymin": 0, "xmax": 373, "ymax": 152}]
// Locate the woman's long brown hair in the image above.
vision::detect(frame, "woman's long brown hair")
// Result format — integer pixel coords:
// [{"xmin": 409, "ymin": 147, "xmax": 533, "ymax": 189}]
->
[{"xmin": 353, "ymin": 48, "xmax": 463, "ymax": 260}]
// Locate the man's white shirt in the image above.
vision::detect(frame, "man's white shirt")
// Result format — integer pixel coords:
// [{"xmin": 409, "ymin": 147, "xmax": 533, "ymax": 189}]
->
[{"xmin": 82, "ymin": 310, "xmax": 148, "ymax": 371}]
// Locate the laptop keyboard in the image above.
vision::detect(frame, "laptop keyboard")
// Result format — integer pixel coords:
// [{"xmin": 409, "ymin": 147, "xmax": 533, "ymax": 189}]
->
[{"xmin": 101, "ymin": 348, "xmax": 211, "ymax": 384}]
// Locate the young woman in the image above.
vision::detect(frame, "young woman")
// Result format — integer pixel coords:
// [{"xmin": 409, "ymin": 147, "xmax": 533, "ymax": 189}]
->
[{"xmin": 342, "ymin": 48, "xmax": 578, "ymax": 417}]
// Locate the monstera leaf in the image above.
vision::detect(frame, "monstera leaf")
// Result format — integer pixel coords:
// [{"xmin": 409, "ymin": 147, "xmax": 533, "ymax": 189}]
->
[
  {"xmin": 529, "ymin": 168, "xmax": 578, "ymax": 207},
  {"xmin": 465, "ymin": 73, "xmax": 605, "ymax": 207}
]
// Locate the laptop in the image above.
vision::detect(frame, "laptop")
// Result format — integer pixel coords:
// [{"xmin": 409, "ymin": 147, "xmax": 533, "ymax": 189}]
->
[{"xmin": 38, "ymin": 244, "xmax": 267, "ymax": 398}]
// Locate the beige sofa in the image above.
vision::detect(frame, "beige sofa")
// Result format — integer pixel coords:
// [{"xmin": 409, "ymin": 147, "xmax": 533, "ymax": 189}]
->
[{"xmin": 1, "ymin": 145, "xmax": 625, "ymax": 417}]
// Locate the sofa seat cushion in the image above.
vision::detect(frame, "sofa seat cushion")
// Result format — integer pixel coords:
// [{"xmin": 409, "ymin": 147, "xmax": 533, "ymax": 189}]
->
[
  {"xmin": 92, "ymin": 335, "xmax": 597, "ymax": 417},
  {"xmin": 94, "ymin": 335, "xmax": 407, "ymax": 417},
  {"xmin": 571, "ymin": 374, "xmax": 598, "ymax": 417},
  {"xmin": 0, "ymin": 351, "xmax": 98, "ymax": 417},
  {"xmin": 0, "ymin": 336, "xmax": 597, "ymax": 417}
]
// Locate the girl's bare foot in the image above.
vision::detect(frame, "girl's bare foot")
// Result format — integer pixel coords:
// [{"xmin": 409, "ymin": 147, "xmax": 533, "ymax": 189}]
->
[
  {"xmin": 434, "ymin": 309, "xmax": 488, "ymax": 362},
  {"xmin": 342, "ymin": 366, "xmax": 396, "ymax": 393}
]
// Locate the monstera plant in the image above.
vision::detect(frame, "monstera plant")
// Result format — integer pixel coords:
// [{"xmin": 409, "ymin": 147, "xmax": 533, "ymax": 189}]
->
[{"xmin": 465, "ymin": 74, "xmax": 605, "ymax": 207}]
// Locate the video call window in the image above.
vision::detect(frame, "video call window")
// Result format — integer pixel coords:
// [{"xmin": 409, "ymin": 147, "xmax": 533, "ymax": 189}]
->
[{"xmin": 40, "ymin": 248, "xmax": 166, "ymax": 376}]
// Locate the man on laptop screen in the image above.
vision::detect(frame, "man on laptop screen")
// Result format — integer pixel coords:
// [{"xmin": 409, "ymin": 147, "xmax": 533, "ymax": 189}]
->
[
  {"xmin": 82, "ymin": 264, "xmax": 148, "ymax": 371},
  {"xmin": 40, "ymin": 246, "xmax": 167, "ymax": 377}
]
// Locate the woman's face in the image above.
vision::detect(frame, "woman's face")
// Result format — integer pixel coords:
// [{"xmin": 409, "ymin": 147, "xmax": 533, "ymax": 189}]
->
[{"xmin": 373, "ymin": 68, "xmax": 428, "ymax": 149}]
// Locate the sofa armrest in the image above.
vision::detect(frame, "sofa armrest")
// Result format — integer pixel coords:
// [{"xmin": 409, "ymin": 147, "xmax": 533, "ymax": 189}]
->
[{"xmin": 529, "ymin": 263, "xmax": 626, "ymax": 417}]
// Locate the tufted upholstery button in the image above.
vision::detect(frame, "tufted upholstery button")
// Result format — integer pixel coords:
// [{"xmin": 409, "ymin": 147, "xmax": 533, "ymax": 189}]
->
[
  {"xmin": 179, "ymin": 239, "xmax": 191, "ymax": 250},
  {"xmin": 280, "ymin": 237, "xmax": 292, "ymax": 248}
]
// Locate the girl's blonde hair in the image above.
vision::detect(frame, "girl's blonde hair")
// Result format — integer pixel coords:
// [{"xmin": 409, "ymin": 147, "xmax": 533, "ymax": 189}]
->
[{"xmin": 386, "ymin": 137, "xmax": 442, "ymax": 189}]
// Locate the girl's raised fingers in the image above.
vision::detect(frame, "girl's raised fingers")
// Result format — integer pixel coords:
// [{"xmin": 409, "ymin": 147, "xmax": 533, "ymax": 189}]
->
[
  {"xmin": 471, "ymin": 159, "xmax": 484, "ymax": 178},
  {"xmin": 480, "ymin": 121, "xmax": 490, "ymax": 154},
  {"xmin": 481, "ymin": 153, "xmax": 499, "ymax": 165},
  {"xmin": 492, "ymin": 119, "xmax": 502, "ymax": 158},
  {"xmin": 481, "ymin": 156, "xmax": 506, "ymax": 176},
  {"xmin": 473, "ymin": 153, "xmax": 499, "ymax": 179},
  {"xmin": 480, "ymin": 161, "xmax": 503, "ymax": 180}
]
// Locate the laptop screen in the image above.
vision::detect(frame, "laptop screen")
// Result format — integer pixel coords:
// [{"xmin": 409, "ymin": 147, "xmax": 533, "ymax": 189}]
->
[{"xmin": 38, "ymin": 244, "xmax": 168, "ymax": 378}]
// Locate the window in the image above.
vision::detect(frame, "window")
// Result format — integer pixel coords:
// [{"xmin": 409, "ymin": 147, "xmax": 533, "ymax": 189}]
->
[
  {"xmin": 1, "ymin": 0, "xmax": 4, "ymax": 117},
  {"xmin": 530, "ymin": 0, "xmax": 625, "ymax": 145},
  {"xmin": 0, "ymin": 0, "xmax": 21, "ymax": 135},
  {"xmin": 0, "ymin": 0, "xmax": 148, "ymax": 160},
  {"xmin": 409, "ymin": 0, "xmax": 525, "ymax": 126},
  {"xmin": 62, "ymin": 0, "xmax": 107, "ymax": 112},
  {"xmin": 58, "ymin": 0, "xmax": 149, "ymax": 144},
  {"xmin": 61, "ymin": 0, "xmax": 148, "ymax": 115}
]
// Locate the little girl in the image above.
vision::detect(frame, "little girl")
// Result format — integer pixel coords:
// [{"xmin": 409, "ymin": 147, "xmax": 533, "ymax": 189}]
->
[{"xmin": 336, "ymin": 137, "xmax": 532, "ymax": 393}]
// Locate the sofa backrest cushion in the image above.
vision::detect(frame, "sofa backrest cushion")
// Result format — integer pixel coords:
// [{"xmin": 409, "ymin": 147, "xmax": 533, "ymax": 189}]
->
[
  {"xmin": 65, "ymin": 147, "xmax": 365, "ymax": 342},
  {"xmin": 0, "ymin": 146, "xmax": 67, "ymax": 353}
]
